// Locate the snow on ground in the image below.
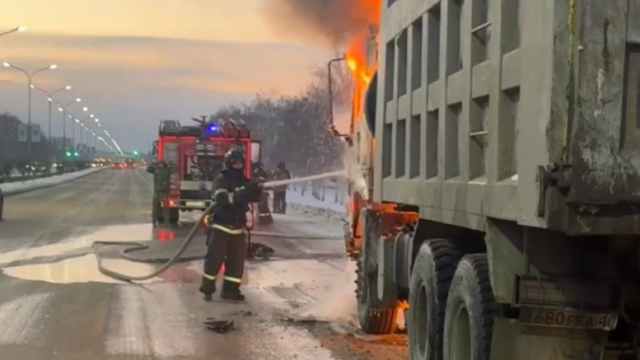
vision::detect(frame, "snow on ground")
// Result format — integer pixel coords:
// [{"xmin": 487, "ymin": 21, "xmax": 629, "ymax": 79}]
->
[
  {"xmin": 0, "ymin": 168, "xmax": 104, "ymax": 196},
  {"xmin": 286, "ymin": 186, "xmax": 347, "ymax": 215},
  {"xmin": 0, "ymin": 223, "xmax": 152, "ymax": 267}
]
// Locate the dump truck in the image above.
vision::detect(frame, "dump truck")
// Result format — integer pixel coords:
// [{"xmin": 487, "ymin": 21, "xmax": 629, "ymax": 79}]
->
[
  {"xmin": 338, "ymin": 1, "xmax": 640, "ymax": 359},
  {"xmin": 151, "ymin": 118, "xmax": 261, "ymax": 224}
]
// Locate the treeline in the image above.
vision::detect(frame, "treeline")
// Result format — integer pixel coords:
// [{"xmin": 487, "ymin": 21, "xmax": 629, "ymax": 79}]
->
[
  {"xmin": 213, "ymin": 68, "xmax": 351, "ymax": 176},
  {"xmin": 0, "ymin": 112, "xmax": 92, "ymax": 179},
  {"xmin": 0, "ymin": 112, "xmax": 50, "ymax": 175}
]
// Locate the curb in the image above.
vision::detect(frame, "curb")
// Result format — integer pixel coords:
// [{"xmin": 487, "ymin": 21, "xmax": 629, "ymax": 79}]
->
[{"xmin": 1, "ymin": 168, "xmax": 105, "ymax": 197}]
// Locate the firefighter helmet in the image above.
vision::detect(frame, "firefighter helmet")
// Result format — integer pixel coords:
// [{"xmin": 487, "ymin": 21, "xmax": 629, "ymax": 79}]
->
[{"xmin": 224, "ymin": 149, "xmax": 245, "ymax": 169}]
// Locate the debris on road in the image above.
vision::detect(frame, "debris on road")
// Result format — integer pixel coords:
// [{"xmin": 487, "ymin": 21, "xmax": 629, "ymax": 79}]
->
[
  {"xmin": 248, "ymin": 242, "xmax": 275, "ymax": 260},
  {"xmin": 203, "ymin": 318, "xmax": 234, "ymax": 334},
  {"xmin": 281, "ymin": 315, "xmax": 329, "ymax": 325}
]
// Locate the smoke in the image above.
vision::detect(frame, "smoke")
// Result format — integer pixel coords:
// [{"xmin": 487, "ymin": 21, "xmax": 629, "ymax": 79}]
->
[{"xmin": 263, "ymin": 0, "xmax": 379, "ymax": 48}]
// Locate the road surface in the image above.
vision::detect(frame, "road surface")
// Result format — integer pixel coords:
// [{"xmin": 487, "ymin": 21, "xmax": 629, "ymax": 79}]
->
[{"xmin": 0, "ymin": 169, "xmax": 407, "ymax": 360}]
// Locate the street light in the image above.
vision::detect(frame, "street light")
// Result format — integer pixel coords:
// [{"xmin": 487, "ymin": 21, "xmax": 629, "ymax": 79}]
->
[
  {"xmin": 0, "ymin": 26, "xmax": 27, "ymax": 37},
  {"xmin": 33, "ymin": 84, "xmax": 72, "ymax": 142},
  {"xmin": 2, "ymin": 61, "xmax": 59, "ymax": 155},
  {"xmin": 57, "ymin": 97, "xmax": 82, "ymax": 150}
]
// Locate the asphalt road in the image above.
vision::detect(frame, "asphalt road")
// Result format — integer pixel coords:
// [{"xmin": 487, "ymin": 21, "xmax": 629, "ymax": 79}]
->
[{"xmin": 0, "ymin": 169, "xmax": 407, "ymax": 360}]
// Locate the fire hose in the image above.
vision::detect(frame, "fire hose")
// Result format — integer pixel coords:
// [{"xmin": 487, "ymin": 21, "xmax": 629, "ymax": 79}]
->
[
  {"xmin": 92, "ymin": 202, "xmax": 215, "ymax": 282},
  {"xmin": 93, "ymin": 170, "xmax": 346, "ymax": 282}
]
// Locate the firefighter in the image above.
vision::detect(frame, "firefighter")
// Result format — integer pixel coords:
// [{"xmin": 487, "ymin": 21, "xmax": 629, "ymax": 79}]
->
[
  {"xmin": 272, "ymin": 161, "xmax": 291, "ymax": 214},
  {"xmin": 200, "ymin": 149, "xmax": 262, "ymax": 301},
  {"xmin": 253, "ymin": 161, "xmax": 273, "ymax": 224},
  {"xmin": 152, "ymin": 161, "xmax": 172, "ymax": 225}
]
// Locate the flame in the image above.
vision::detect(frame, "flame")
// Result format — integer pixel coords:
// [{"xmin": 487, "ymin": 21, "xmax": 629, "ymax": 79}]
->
[{"xmin": 345, "ymin": 0, "xmax": 380, "ymax": 130}]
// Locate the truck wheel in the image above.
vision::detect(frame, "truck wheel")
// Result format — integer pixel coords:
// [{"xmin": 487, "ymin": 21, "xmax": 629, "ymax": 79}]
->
[
  {"xmin": 356, "ymin": 254, "xmax": 398, "ymax": 334},
  {"xmin": 443, "ymin": 254, "xmax": 496, "ymax": 360},
  {"xmin": 408, "ymin": 240, "xmax": 461, "ymax": 360}
]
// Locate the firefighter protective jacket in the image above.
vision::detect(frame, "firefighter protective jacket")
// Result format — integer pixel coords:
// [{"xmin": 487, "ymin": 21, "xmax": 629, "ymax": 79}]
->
[{"xmin": 211, "ymin": 168, "xmax": 261, "ymax": 231}]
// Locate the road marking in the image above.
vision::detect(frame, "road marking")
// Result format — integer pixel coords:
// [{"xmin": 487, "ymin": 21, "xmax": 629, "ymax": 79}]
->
[
  {"xmin": 106, "ymin": 285, "xmax": 197, "ymax": 357},
  {"xmin": 0, "ymin": 293, "xmax": 52, "ymax": 345},
  {"xmin": 105, "ymin": 286, "xmax": 152, "ymax": 356}
]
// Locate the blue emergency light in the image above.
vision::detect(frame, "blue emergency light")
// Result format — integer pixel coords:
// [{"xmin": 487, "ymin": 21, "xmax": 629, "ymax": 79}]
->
[{"xmin": 206, "ymin": 123, "xmax": 220, "ymax": 135}]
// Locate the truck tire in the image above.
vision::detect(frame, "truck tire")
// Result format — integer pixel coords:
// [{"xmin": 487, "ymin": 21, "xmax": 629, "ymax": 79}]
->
[
  {"xmin": 356, "ymin": 254, "xmax": 399, "ymax": 334},
  {"xmin": 443, "ymin": 254, "xmax": 496, "ymax": 360},
  {"xmin": 408, "ymin": 240, "xmax": 461, "ymax": 360}
]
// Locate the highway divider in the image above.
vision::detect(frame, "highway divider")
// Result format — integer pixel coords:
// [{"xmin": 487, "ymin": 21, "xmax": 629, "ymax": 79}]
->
[{"xmin": 0, "ymin": 167, "xmax": 105, "ymax": 196}]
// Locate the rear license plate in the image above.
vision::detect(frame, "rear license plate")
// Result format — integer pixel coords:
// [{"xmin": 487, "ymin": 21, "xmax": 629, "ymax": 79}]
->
[
  {"xmin": 186, "ymin": 201, "xmax": 206, "ymax": 208},
  {"xmin": 519, "ymin": 307, "xmax": 618, "ymax": 331}
]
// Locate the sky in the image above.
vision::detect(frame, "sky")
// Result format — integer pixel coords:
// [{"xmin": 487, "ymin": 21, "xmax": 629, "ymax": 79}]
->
[{"xmin": 0, "ymin": 1, "xmax": 332, "ymax": 152}]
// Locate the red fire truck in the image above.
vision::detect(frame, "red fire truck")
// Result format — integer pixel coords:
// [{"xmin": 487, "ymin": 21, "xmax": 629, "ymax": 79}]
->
[{"xmin": 151, "ymin": 118, "xmax": 261, "ymax": 224}]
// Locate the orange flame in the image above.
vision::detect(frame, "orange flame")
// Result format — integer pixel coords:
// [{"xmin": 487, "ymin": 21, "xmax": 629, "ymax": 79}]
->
[{"xmin": 345, "ymin": 0, "xmax": 380, "ymax": 129}]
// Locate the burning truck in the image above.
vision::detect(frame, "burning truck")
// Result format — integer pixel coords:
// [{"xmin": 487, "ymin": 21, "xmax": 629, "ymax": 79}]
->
[{"xmin": 335, "ymin": 1, "xmax": 640, "ymax": 359}]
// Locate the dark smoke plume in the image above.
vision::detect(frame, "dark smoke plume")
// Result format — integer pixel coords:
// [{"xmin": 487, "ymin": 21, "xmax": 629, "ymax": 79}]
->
[{"xmin": 263, "ymin": 0, "xmax": 376, "ymax": 47}]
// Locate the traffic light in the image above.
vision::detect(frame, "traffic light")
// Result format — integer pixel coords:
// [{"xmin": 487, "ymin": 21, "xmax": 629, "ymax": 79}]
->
[
  {"xmin": 65, "ymin": 151, "xmax": 72, "ymax": 158},
  {"xmin": 74, "ymin": 151, "xmax": 80, "ymax": 158},
  {"xmin": 133, "ymin": 150, "xmax": 139, "ymax": 156}
]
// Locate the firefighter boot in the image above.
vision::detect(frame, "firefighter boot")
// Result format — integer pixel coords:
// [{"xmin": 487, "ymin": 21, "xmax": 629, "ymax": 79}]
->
[
  {"xmin": 199, "ymin": 277, "xmax": 216, "ymax": 302},
  {"xmin": 221, "ymin": 281, "xmax": 245, "ymax": 301}
]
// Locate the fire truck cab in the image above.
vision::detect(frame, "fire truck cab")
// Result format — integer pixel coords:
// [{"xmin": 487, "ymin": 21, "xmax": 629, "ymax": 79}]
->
[{"xmin": 152, "ymin": 118, "xmax": 260, "ymax": 224}]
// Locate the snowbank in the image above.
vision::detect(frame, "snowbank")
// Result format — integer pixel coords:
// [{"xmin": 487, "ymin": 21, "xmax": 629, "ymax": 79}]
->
[
  {"xmin": 286, "ymin": 186, "xmax": 347, "ymax": 217},
  {"xmin": 0, "ymin": 168, "xmax": 104, "ymax": 196}
]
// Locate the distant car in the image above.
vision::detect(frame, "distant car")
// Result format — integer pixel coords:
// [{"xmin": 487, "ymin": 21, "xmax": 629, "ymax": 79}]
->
[{"xmin": 112, "ymin": 163, "xmax": 125, "ymax": 169}]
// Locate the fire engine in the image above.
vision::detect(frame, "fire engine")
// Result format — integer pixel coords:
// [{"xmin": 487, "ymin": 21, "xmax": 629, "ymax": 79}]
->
[{"xmin": 151, "ymin": 118, "xmax": 261, "ymax": 224}]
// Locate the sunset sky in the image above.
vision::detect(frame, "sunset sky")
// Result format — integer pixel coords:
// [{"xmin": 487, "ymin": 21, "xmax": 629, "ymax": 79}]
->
[{"xmin": 0, "ymin": 1, "xmax": 333, "ymax": 151}]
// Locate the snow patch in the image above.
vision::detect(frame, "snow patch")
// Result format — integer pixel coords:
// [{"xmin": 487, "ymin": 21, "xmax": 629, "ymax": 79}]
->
[
  {"xmin": 0, "ymin": 223, "xmax": 153, "ymax": 267},
  {"xmin": 287, "ymin": 189, "xmax": 346, "ymax": 215},
  {"xmin": 246, "ymin": 258, "xmax": 357, "ymax": 325},
  {"xmin": 0, "ymin": 168, "xmax": 103, "ymax": 196},
  {"xmin": 258, "ymin": 325, "xmax": 336, "ymax": 360}
]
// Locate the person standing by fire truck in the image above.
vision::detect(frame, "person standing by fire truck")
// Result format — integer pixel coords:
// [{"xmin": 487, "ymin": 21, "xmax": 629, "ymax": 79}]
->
[
  {"xmin": 253, "ymin": 161, "xmax": 273, "ymax": 224},
  {"xmin": 272, "ymin": 161, "xmax": 291, "ymax": 214},
  {"xmin": 152, "ymin": 160, "xmax": 172, "ymax": 225},
  {"xmin": 200, "ymin": 149, "xmax": 262, "ymax": 301}
]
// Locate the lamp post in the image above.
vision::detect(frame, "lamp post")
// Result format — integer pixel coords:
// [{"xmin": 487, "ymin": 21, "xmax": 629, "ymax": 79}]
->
[
  {"xmin": 57, "ymin": 97, "xmax": 82, "ymax": 151},
  {"xmin": 3, "ymin": 61, "xmax": 58, "ymax": 155},
  {"xmin": 0, "ymin": 26, "xmax": 27, "ymax": 38},
  {"xmin": 33, "ymin": 84, "xmax": 71, "ymax": 142}
]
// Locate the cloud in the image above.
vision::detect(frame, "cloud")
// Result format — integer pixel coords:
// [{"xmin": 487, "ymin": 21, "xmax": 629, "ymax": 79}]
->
[{"xmin": 0, "ymin": 33, "xmax": 330, "ymax": 150}]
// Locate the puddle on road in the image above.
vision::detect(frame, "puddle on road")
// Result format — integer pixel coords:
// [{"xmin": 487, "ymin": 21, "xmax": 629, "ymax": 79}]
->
[
  {"xmin": 3, "ymin": 254, "xmax": 160, "ymax": 284},
  {"xmin": 0, "ymin": 223, "xmax": 167, "ymax": 284}
]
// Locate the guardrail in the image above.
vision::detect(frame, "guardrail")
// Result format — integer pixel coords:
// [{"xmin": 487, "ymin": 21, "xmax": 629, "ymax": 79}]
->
[
  {"xmin": 0, "ymin": 167, "xmax": 104, "ymax": 196},
  {"xmin": 0, "ymin": 166, "xmax": 93, "ymax": 184}
]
